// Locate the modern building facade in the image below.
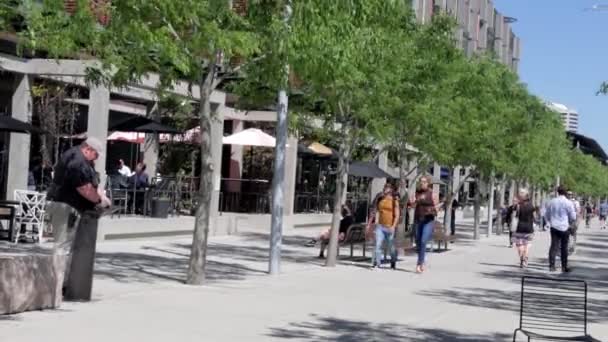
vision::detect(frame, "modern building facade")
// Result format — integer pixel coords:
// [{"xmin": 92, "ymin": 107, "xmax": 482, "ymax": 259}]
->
[
  {"xmin": 411, "ymin": 0, "xmax": 521, "ymax": 72},
  {"xmin": 545, "ymin": 101, "xmax": 579, "ymax": 133},
  {"xmin": 408, "ymin": 0, "xmax": 521, "ymax": 202}
]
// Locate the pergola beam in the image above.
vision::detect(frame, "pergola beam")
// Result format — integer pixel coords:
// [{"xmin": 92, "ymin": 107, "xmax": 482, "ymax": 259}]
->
[{"xmin": 0, "ymin": 54, "xmax": 225, "ymax": 104}]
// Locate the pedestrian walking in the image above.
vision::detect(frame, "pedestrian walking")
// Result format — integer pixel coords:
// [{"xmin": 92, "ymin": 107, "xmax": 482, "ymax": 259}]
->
[
  {"xmin": 599, "ymin": 200, "xmax": 608, "ymax": 229},
  {"xmin": 545, "ymin": 186, "xmax": 576, "ymax": 273},
  {"xmin": 585, "ymin": 202, "xmax": 593, "ymax": 228},
  {"xmin": 47, "ymin": 138, "xmax": 111, "ymax": 298},
  {"xmin": 367, "ymin": 182, "xmax": 400, "ymax": 270},
  {"xmin": 510, "ymin": 189, "xmax": 536, "ymax": 268},
  {"xmin": 506, "ymin": 202, "xmax": 517, "ymax": 247},
  {"xmin": 409, "ymin": 175, "xmax": 439, "ymax": 274},
  {"xmin": 567, "ymin": 191, "xmax": 580, "ymax": 254}
]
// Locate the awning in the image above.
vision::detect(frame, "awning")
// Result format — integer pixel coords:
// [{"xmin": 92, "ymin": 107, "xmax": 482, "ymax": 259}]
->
[
  {"xmin": 567, "ymin": 131, "xmax": 608, "ymax": 162},
  {"xmin": 298, "ymin": 141, "xmax": 338, "ymax": 158},
  {"xmin": 107, "ymin": 132, "xmax": 144, "ymax": 144},
  {"xmin": 348, "ymin": 161, "xmax": 393, "ymax": 179},
  {"xmin": 160, "ymin": 126, "xmax": 200, "ymax": 144},
  {"xmin": 307, "ymin": 142, "xmax": 334, "ymax": 155},
  {"xmin": 131, "ymin": 122, "xmax": 182, "ymax": 134},
  {"xmin": 108, "ymin": 114, "xmax": 155, "ymax": 132},
  {"xmin": 0, "ymin": 115, "xmax": 44, "ymax": 134}
]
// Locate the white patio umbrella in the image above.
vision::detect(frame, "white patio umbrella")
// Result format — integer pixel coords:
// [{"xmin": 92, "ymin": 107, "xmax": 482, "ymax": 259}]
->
[
  {"xmin": 107, "ymin": 131, "xmax": 144, "ymax": 144},
  {"xmin": 222, "ymin": 128, "xmax": 276, "ymax": 147}
]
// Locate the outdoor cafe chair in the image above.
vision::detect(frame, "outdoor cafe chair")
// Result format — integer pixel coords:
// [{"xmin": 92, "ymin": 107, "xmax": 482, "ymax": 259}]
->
[
  {"xmin": 13, "ymin": 190, "xmax": 47, "ymax": 243},
  {"xmin": 513, "ymin": 276, "xmax": 600, "ymax": 341},
  {"xmin": 106, "ymin": 175, "xmax": 129, "ymax": 218}
]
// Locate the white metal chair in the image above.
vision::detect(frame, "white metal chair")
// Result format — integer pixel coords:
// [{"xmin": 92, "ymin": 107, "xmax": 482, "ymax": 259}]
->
[{"xmin": 13, "ymin": 190, "xmax": 47, "ymax": 243}]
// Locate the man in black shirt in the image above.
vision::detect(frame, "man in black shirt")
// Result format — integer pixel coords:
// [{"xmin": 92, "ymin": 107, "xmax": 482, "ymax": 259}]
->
[
  {"xmin": 48, "ymin": 138, "xmax": 110, "ymax": 303},
  {"xmin": 49, "ymin": 138, "xmax": 110, "ymax": 212}
]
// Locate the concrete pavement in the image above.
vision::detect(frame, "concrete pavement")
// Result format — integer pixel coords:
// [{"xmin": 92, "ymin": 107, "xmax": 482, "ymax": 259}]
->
[{"xmin": 2, "ymin": 220, "xmax": 608, "ymax": 341}]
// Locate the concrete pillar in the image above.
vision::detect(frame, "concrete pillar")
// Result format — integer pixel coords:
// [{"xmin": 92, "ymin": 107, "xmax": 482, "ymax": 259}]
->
[
  {"xmin": 227, "ymin": 120, "xmax": 244, "ymax": 193},
  {"xmin": 508, "ymin": 179, "xmax": 516, "ymax": 206},
  {"xmin": 6, "ymin": 75, "xmax": 32, "ymax": 200},
  {"xmin": 407, "ymin": 156, "xmax": 418, "ymax": 188},
  {"xmin": 210, "ymin": 106, "xmax": 224, "ymax": 217},
  {"xmin": 370, "ymin": 151, "xmax": 388, "ymax": 197},
  {"xmin": 432, "ymin": 162, "xmax": 441, "ymax": 198},
  {"xmin": 143, "ymin": 102, "xmax": 159, "ymax": 179},
  {"xmin": 87, "ymin": 85, "xmax": 110, "ymax": 187},
  {"xmin": 284, "ymin": 136, "xmax": 298, "ymax": 216}
]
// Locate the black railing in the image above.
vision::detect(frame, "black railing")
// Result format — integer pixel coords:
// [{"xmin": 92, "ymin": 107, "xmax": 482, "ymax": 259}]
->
[{"xmin": 294, "ymin": 192, "xmax": 334, "ymax": 213}]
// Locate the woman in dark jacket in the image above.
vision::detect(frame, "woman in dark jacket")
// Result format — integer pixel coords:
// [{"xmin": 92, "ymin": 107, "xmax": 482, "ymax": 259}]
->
[{"xmin": 511, "ymin": 188, "xmax": 536, "ymax": 268}]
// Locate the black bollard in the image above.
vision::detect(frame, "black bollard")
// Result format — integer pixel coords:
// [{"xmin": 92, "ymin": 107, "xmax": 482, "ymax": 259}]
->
[{"xmin": 63, "ymin": 211, "xmax": 100, "ymax": 301}]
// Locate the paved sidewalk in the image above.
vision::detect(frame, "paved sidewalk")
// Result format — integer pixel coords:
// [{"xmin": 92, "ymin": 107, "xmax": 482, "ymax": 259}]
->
[{"xmin": 2, "ymin": 221, "xmax": 608, "ymax": 341}]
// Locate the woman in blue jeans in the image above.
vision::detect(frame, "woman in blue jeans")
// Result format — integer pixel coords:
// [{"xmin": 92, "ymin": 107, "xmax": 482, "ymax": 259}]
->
[{"xmin": 409, "ymin": 176, "xmax": 438, "ymax": 274}]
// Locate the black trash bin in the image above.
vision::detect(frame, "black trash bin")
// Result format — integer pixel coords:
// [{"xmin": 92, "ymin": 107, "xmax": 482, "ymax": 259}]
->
[{"xmin": 151, "ymin": 198, "xmax": 170, "ymax": 218}]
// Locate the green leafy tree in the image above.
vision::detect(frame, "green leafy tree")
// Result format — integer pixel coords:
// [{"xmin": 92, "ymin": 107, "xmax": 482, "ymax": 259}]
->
[
  {"xmin": 281, "ymin": 0, "xmax": 417, "ymax": 267},
  {"xmin": 9, "ymin": 0, "xmax": 258, "ymax": 284}
]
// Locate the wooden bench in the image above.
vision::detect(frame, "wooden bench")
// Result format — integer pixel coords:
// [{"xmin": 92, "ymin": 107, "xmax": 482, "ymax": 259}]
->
[{"xmin": 512, "ymin": 276, "xmax": 600, "ymax": 341}]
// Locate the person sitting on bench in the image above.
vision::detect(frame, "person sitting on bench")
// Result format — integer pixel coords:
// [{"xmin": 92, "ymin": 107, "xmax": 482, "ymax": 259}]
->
[{"xmin": 306, "ymin": 205, "xmax": 353, "ymax": 258}]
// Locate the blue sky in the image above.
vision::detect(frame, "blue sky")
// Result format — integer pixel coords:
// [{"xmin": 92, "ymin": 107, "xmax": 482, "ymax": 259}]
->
[{"xmin": 494, "ymin": 0, "xmax": 608, "ymax": 150}]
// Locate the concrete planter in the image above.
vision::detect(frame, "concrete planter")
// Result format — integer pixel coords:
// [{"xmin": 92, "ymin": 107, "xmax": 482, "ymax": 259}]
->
[{"xmin": 0, "ymin": 244, "xmax": 61, "ymax": 315}]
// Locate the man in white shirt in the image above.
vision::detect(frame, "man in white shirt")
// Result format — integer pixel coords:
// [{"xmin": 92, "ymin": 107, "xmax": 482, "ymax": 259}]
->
[
  {"xmin": 118, "ymin": 159, "xmax": 132, "ymax": 177},
  {"xmin": 545, "ymin": 186, "xmax": 577, "ymax": 273}
]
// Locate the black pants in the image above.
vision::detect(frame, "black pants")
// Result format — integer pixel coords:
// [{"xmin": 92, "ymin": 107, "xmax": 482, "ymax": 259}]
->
[
  {"xmin": 450, "ymin": 211, "xmax": 456, "ymax": 235},
  {"xmin": 549, "ymin": 228, "xmax": 570, "ymax": 269}
]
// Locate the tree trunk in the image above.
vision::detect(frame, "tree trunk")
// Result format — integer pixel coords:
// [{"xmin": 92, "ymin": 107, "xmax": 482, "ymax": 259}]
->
[
  {"xmin": 406, "ymin": 169, "xmax": 423, "ymax": 226},
  {"xmin": 496, "ymin": 176, "xmax": 507, "ymax": 236},
  {"xmin": 486, "ymin": 172, "xmax": 495, "ymax": 237},
  {"xmin": 507, "ymin": 179, "xmax": 515, "ymax": 206},
  {"xmin": 394, "ymin": 152, "xmax": 407, "ymax": 253},
  {"xmin": 325, "ymin": 126, "xmax": 351, "ymax": 267},
  {"xmin": 443, "ymin": 167, "xmax": 473, "ymax": 237},
  {"xmin": 443, "ymin": 173, "xmax": 454, "ymax": 237},
  {"xmin": 473, "ymin": 180, "xmax": 481, "ymax": 240},
  {"xmin": 186, "ymin": 66, "xmax": 217, "ymax": 285}
]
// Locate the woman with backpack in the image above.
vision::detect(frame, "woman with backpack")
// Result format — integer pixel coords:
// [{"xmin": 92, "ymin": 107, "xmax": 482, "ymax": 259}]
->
[
  {"xmin": 409, "ymin": 175, "xmax": 439, "ymax": 274},
  {"xmin": 367, "ymin": 182, "xmax": 400, "ymax": 270}
]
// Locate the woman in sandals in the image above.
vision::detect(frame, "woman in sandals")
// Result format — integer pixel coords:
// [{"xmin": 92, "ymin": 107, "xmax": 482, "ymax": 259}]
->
[
  {"xmin": 511, "ymin": 188, "xmax": 536, "ymax": 268},
  {"xmin": 409, "ymin": 175, "xmax": 439, "ymax": 274}
]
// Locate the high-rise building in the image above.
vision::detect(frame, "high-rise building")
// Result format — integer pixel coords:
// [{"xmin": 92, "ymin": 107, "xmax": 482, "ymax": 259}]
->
[
  {"xmin": 411, "ymin": 0, "xmax": 521, "ymax": 72},
  {"xmin": 545, "ymin": 101, "xmax": 579, "ymax": 133}
]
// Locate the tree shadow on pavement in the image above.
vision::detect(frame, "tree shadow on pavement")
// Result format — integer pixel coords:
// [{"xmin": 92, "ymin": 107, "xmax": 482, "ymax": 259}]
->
[
  {"xmin": 267, "ymin": 314, "xmax": 510, "ymax": 341},
  {"xmin": 94, "ymin": 236, "xmax": 327, "ymax": 285},
  {"xmin": 418, "ymin": 284, "xmax": 608, "ymax": 324},
  {"xmin": 421, "ymin": 242, "xmax": 608, "ymax": 325},
  {"xmin": 94, "ymin": 250, "xmax": 269, "ymax": 284}
]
